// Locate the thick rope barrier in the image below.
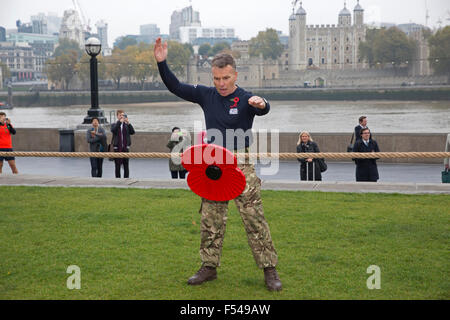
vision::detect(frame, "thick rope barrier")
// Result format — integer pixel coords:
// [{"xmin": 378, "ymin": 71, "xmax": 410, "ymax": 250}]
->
[{"xmin": 1, "ymin": 151, "xmax": 449, "ymax": 159}]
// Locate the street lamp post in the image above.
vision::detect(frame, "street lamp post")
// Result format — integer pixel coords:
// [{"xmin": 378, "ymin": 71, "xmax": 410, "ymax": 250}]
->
[{"xmin": 82, "ymin": 37, "xmax": 108, "ymax": 125}]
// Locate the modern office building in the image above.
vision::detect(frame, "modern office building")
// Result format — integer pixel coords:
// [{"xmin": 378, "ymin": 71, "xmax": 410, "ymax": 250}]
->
[
  {"xmin": 31, "ymin": 13, "xmax": 48, "ymax": 34},
  {"xmin": 178, "ymin": 26, "xmax": 236, "ymax": 45},
  {"xmin": 169, "ymin": 6, "xmax": 201, "ymax": 41},
  {"xmin": 95, "ymin": 20, "xmax": 110, "ymax": 54}
]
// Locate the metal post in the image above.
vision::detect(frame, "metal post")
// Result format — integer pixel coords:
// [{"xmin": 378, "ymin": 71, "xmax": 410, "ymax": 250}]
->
[
  {"xmin": 82, "ymin": 55, "xmax": 108, "ymax": 125},
  {"xmin": 90, "ymin": 55, "xmax": 99, "ymax": 109}
]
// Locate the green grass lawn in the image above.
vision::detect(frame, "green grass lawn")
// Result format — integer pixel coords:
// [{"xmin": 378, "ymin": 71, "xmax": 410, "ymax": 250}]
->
[{"xmin": 0, "ymin": 186, "xmax": 449, "ymax": 300}]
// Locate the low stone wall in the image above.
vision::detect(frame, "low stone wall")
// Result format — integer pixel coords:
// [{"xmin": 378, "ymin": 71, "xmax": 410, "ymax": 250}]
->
[
  {"xmin": 9, "ymin": 128, "xmax": 448, "ymax": 164},
  {"xmin": 11, "ymin": 128, "xmax": 60, "ymax": 151},
  {"xmin": 2, "ymin": 87, "xmax": 450, "ymax": 107}
]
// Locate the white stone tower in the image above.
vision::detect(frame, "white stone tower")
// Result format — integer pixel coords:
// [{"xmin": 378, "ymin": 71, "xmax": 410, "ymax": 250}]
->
[
  {"xmin": 353, "ymin": 0, "xmax": 364, "ymax": 26},
  {"xmin": 288, "ymin": 1, "xmax": 307, "ymax": 71}
]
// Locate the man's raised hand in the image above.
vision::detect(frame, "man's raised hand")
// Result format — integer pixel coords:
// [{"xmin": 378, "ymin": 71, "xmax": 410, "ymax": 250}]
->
[{"xmin": 154, "ymin": 37, "xmax": 168, "ymax": 62}]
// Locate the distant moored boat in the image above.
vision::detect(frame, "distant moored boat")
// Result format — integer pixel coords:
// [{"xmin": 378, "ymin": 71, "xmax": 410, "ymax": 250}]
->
[{"xmin": 0, "ymin": 101, "xmax": 13, "ymax": 109}]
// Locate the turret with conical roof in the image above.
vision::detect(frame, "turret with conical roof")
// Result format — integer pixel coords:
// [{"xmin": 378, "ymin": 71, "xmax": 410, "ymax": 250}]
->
[
  {"xmin": 338, "ymin": 2, "xmax": 352, "ymax": 26},
  {"xmin": 296, "ymin": 1, "xmax": 307, "ymax": 16},
  {"xmin": 354, "ymin": 0, "xmax": 364, "ymax": 26}
]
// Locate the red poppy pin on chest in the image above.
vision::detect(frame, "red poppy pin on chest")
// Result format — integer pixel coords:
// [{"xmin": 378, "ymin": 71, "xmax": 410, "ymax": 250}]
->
[
  {"xmin": 181, "ymin": 144, "xmax": 246, "ymax": 201},
  {"xmin": 229, "ymin": 97, "xmax": 239, "ymax": 115}
]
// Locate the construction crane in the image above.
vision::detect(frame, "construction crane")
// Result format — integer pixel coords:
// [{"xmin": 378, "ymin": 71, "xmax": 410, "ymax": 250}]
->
[
  {"xmin": 72, "ymin": 0, "xmax": 91, "ymax": 33},
  {"xmin": 425, "ymin": 0, "xmax": 430, "ymax": 27}
]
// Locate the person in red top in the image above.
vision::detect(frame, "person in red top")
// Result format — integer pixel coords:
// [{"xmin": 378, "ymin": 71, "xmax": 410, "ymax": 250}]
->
[{"xmin": 0, "ymin": 112, "xmax": 18, "ymax": 174}]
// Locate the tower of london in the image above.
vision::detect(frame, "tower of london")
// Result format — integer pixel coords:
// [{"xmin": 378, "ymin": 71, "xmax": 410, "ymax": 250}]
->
[{"xmin": 288, "ymin": 1, "xmax": 367, "ymax": 70}]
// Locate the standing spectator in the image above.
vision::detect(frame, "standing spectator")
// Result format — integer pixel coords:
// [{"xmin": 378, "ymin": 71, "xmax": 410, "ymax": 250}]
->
[
  {"xmin": 296, "ymin": 131, "xmax": 322, "ymax": 181},
  {"xmin": 86, "ymin": 117, "xmax": 107, "ymax": 177},
  {"xmin": 354, "ymin": 116, "xmax": 371, "ymax": 142},
  {"xmin": 167, "ymin": 127, "xmax": 189, "ymax": 179},
  {"xmin": 352, "ymin": 128, "xmax": 380, "ymax": 182},
  {"xmin": 0, "ymin": 112, "xmax": 18, "ymax": 174},
  {"xmin": 444, "ymin": 133, "xmax": 450, "ymax": 170},
  {"xmin": 111, "ymin": 110, "xmax": 135, "ymax": 178}
]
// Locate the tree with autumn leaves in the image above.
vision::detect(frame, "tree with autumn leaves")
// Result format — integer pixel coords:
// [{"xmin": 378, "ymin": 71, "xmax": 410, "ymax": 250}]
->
[
  {"xmin": 428, "ymin": 26, "xmax": 450, "ymax": 78},
  {"xmin": 45, "ymin": 39, "xmax": 192, "ymax": 90}
]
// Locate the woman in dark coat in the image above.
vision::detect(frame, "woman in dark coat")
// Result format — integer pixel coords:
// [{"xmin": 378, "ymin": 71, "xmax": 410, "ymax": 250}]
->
[
  {"xmin": 296, "ymin": 131, "xmax": 322, "ymax": 181},
  {"xmin": 352, "ymin": 128, "xmax": 380, "ymax": 182},
  {"xmin": 167, "ymin": 127, "xmax": 190, "ymax": 179}
]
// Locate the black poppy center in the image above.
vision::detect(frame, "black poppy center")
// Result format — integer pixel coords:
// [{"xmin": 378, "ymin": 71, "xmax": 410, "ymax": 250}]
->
[{"xmin": 205, "ymin": 165, "xmax": 222, "ymax": 180}]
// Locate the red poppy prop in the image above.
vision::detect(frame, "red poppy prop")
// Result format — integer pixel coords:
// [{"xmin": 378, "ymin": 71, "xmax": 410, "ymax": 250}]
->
[{"xmin": 181, "ymin": 144, "xmax": 246, "ymax": 201}]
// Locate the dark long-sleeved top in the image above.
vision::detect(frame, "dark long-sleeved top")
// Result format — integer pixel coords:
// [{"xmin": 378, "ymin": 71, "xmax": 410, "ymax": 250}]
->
[
  {"xmin": 111, "ymin": 121, "xmax": 135, "ymax": 150},
  {"xmin": 157, "ymin": 60, "xmax": 270, "ymax": 150}
]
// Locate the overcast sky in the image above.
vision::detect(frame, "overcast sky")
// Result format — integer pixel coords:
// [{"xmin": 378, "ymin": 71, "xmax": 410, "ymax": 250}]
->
[{"xmin": 2, "ymin": 0, "xmax": 449, "ymax": 47}]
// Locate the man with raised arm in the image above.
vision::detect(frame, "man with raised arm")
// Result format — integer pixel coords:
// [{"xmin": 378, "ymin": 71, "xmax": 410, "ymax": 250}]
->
[{"xmin": 154, "ymin": 38, "xmax": 282, "ymax": 291}]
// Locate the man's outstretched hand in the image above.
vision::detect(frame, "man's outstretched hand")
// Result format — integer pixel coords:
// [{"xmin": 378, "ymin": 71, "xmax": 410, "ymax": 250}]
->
[
  {"xmin": 154, "ymin": 37, "xmax": 168, "ymax": 62},
  {"xmin": 248, "ymin": 96, "xmax": 266, "ymax": 109}
]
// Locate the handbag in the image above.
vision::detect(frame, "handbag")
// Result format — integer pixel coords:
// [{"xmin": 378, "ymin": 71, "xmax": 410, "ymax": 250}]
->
[
  {"xmin": 347, "ymin": 132, "xmax": 354, "ymax": 152},
  {"xmin": 317, "ymin": 158, "xmax": 327, "ymax": 172},
  {"xmin": 442, "ymin": 169, "xmax": 450, "ymax": 183}
]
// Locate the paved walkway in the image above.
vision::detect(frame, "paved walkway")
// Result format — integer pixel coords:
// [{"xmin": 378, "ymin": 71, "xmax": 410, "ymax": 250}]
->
[
  {"xmin": 1, "ymin": 158, "xmax": 448, "ymax": 194},
  {"xmin": 2, "ymin": 157, "xmax": 446, "ymax": 183},
  {"xmin": 1, "ymin": 173, "xmax": 449, "ymax": 195}
]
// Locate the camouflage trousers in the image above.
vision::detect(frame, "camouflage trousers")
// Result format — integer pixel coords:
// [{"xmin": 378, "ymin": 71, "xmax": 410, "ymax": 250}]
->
[{"xmin": 199, "ymin": 163, "xmax": 278, "ymax": 269}]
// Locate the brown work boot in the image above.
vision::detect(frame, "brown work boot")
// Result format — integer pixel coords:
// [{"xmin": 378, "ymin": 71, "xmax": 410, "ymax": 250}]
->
[
  {"xmin": 264, "ymin": 267, "xmax": 282, "ymax": 291},
  {"xmin": 187, "ymin": 265, "xmax": 217, "ymax": 285}
]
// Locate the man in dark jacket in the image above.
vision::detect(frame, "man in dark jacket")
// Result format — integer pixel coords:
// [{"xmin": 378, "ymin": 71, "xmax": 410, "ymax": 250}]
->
[
  {"xmin": 354, "ymin": 116, "xmax": 371, "ymax": 142},
  {"xmin": 111, "ymin": 110, "xmax": 135, "ymax": 178},
  {"xmin": 352, "ymin": 128, "xmax": 380, "ymax": 182},
  {"xmin": 86, "ymin": 117, "xmax": 107, "ymax": 177}
]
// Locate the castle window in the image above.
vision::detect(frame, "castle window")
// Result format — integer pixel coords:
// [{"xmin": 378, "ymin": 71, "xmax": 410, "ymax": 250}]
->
[
  {"xmin": 322, "ymin": 58, "xmax": 325, "ymax": 64},
  {"xmin": 334, "ymin": 47, "xmax": 337, "ymax": 51},
  {"xmin": 334, "ymin": 59, "xmax": 337, "ymax": 63},
  {"xmin": 347, "ymin": 59, "xmax": 350, "ymax": 63},
  {"xmin": 309, "ymin": 47, "xmax": 312, "ymax": 51}
]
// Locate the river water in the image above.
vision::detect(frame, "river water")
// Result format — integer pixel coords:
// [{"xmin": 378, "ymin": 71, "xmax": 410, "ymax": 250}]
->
[{"xmin": 4, "ymin": 100, "xmax": 449, "ymax": 133}]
